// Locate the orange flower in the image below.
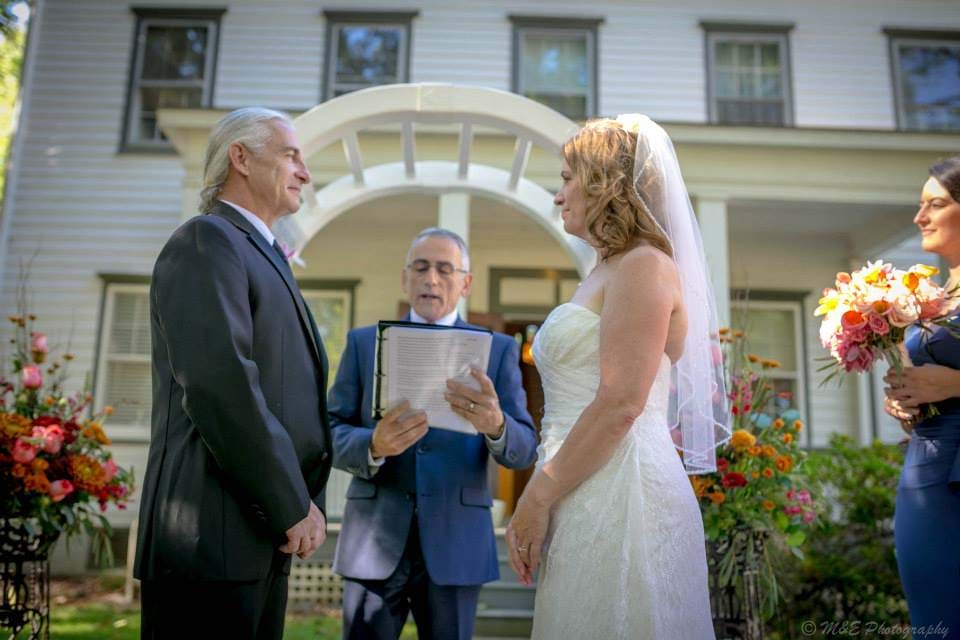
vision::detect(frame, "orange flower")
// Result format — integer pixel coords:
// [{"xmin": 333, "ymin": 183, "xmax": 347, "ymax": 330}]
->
[
  {"xmin": 31, "ymin": 458, "xmax": 49, "ymax": 473},
  {"xmin": 793, "ymin": 420, "xmax": 804, "ymax": 431},
  {"xmin": 709, "ymin": 491, "xmax": 726, "ymax": 505},
  {"xmin": 761, "ymin": 359, "xmax": 782, "ymax": 369},
  {"xmin": 103, "ymin": 406, "xmax": 114, "ymax": 416},
  {"xmin": 762, "ymin": 445, "xmax": 777, "ymax": 458},
  {"xmin": 773, "ymin": 419, "xmax": 785, "ymax": 430},
  {"xmin": 751, "ymin": 471, "xmax": 760, "ymax": 480},
  {"xmin": 11, "ymin": 464, "xmax": 27, "ymax": 478},
  {"xmin": 719, "ymin": 327, "xmax": 730, "ymax": 336},
  {"xmin": 783, "ymin": 433, "xmax": 794, "ymax": 445},
  {"xmin": 67, "ymin": 454, "xmax": 108, "ymax": 493},
  {"xmin": 24, "ymin": 473, "xmax": 50, "ymax": 494},
  {"xmin": 733, "ymin": 330, "xmax": 745, "ymax": 338},
  {"xmin": 763, "ymin": 500, "xmax": 776, "ymax": 511},
  {"xmin": 730, "ymin": 430, "xmax": 757, "ymax": 449},
  {"xmin": 762, "ymin": 468, "xmax": 775, "ymax": 479},
  {"xmin": 904, "ymin": 272, "xmax": 920, "ymax": 292},
  {"xmin": 690, "ymin": 476, "xmax": 713, "ymax": 498},
  {"xmin": 748, "ymin": 445, "xmax": 762, "ymax": 457},
  {"xmin": 81, "ymin": 422, "xmax": 111, "ymax": 446},
  {"xmin": 747, "ymin": 354, "xmax": 761, "ymax": 363},
  {"xmin": 0, "ymin": 413, "xmax": 32, "ymax": 438},
  {"xmin": 776, "ymin": 455, "xmax": 794, "ymax": 473}
]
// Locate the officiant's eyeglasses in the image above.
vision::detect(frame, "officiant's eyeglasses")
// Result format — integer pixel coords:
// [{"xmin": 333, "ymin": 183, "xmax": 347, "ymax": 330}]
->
[{"xmin": 406, "ymin": 259, "xmax": 469, "ymax": 277}]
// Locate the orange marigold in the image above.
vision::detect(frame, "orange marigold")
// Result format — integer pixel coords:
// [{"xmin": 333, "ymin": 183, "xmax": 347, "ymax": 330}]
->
[
  {"xmin": 748, "ymin": 445, "xmax": 762, "ymax": 457},
  {"xmin": 762, "ymin": 468, "xmax": 775, "ymax": 479},
  {"xmin": 773, "ymin": 419, "xmax": 785, "ymax": 430},
  {"xmin": 24, "ymin": 473, "xmax": 50, "ymax": 494},
  {"xmin": 0, "ymin": 413, "xmax": 32, "ymax": 438},
  {"xmin": 763, "ymin": 500, "xmax": 776, "ymax": 511},
  {"xmin": 776, "ymin": 455, "xmax": 794, "ymax": 473},
  {"xmin": 762, "ymin": 445, "xmax": 777, "ymax": 458},
  {"xmin": 709, "ymin": 491, "xmax": 726, "ymax": 504},
  {"xmin": 783, "ymin": 433, "xmax": 794, "ymax": 445},
  {"xmin": 67, "ymin": 454, "xmax": 107, "ymax": 493},
  {"xmin": 11, "ymin": 464, "xmax": 27, "ymax": 478},
  {"xmin": 751, "ymin": 471, "xmax": 761, "ymax": 480},
  {"xmin": 730, "ymin": 430, "xmax": 757, "ymax": 449},
  {"xmin": 747, "ymin": 354, "xmax": 761, "ymax": 363},
  {"xmin": 31, "ymin": 458, "xmax": 49, "ymax": 473},
  {"xmin": 793, "ymin": 420, "xmax": 804, "ymax": 432},
  {"xmin": 81, "ymin": 422, "xmax": 111, "ymax": 446},
  {"xmin": 690, "ymin": 476, "xmax": 713, "ymax": 498}
]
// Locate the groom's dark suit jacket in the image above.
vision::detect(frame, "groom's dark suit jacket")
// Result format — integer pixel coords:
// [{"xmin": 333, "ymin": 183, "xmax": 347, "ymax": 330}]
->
[{"xmin": 134, "ymin": 202, "xmax": 332, "ymax": 582}]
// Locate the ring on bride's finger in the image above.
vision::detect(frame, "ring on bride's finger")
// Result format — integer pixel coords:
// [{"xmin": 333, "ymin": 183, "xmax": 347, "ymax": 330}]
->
[
  {"xmin": 468, "ymin": 401, "xmax": 476, "ymax": 412},
  {"xmin": 517, "ymin": 545, "xmax": 528, "ymax": 552}
]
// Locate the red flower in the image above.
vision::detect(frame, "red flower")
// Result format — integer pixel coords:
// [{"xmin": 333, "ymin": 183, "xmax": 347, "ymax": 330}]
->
[
  {"xmin": 12, "ymin": 439, "xmax": 38, "ymax": 464},
  {"xmin": 721, "ymin": 472, "xmax": 748, "ymax": 489},
  {"xmin": 717, "ymin": 458, "xmax": 730, "ymax": 472},
  {"xmin": 49, "ymin": 479, "xmax": 74, "ymax": 502},
  {"xmin": 32, "ymin": 416, "xmax": 61, "ymax": 428}
]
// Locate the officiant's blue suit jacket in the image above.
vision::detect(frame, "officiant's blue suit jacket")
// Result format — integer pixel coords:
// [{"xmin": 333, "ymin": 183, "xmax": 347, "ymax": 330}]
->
[{"xmin": 330, "ymin": 316, "xmax": 538, "ymax": 586}]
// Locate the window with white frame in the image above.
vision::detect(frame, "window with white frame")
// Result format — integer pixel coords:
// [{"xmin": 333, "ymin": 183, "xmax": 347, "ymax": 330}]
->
[
  {"xmin": 703, "ymin": 23, "xmax": 794, "ymax": 126},
  {"xmin": 732, "ymin": 299, "xmax": 808, "ymax": 443},
  {"xmin": 123, "ymin": 8, "xmax": 223, "ymax": 148},
  {"xmin": 323, "ymin": 11, "xmax": 416, "ymax": 100},
  {"xmin": 510, "ymin": 16, "xmax": 602, "ymax": 121},
  {"xmin": 886, "ymin": 29, "xmax": 960, "ymax": 131},
  {"xmin": 94, "ymin": 283, "xmax": 152, "ymax": 440}
]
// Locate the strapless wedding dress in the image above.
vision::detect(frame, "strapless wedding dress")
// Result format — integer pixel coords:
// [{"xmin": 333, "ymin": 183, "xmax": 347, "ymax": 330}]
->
[{"xmin": 530, "ymin": 303, "xmax": 715, "ymax": 639}]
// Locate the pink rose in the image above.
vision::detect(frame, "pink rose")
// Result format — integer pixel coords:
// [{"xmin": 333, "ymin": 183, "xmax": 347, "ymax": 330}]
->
[
  {"xmin": 42, "ymin": 426, "xmax": 64, "ymax": 454},
  {"xmin": 21, "ymin": 365, "xmax": 42, "ymax": 390},
  {"xmin": 30, "ymin": 333, "xmax": 48, "ymax": 354},
  {"xmin": 784, "ymin": 505, "xmax": 803, "ymax": 516},
  {"xmin": 49, "ymin": 480, "xmax": 74, "ymax": 503},
  {"xmin": 802, "ymin": 511, "xmax": 816, "ymax": 524},
  {"xmin": 12, "ymin": 438, "xmax": 38, "ymax": 464},
  {"xmin": 868, "ymin": 314, "xmax": 890, "ymax": 336},
  {"xmin": 102, "ymin": 459, "xmax": 118, "ymax": 482},
  {"xmin": 797, "ymin": 489, "xmax": 812, "ymax": 504}
]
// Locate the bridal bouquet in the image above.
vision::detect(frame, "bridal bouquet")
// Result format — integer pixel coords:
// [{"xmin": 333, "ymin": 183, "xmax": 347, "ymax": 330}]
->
[
  {"xmin": 1, "ymin": 310, "xmax": 134, "ymax": 561},
  {"xmin": 815, "ymin": 261, "xmax": 957, "ymax": 416}
]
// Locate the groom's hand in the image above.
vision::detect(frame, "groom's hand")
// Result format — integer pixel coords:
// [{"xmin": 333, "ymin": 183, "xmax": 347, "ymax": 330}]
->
[
  {"xmin": 370, "ymin": 400, "xmax": 429, "ymax": 458},
  {"xmin": 280, "ymin": 501, "xmax": 326, "ymax": 559}
]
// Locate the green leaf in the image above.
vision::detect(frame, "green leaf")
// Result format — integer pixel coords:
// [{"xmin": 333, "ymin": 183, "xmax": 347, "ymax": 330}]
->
[{"xmin": 787, "ymin": 529, "xmax": 806, "ymax": 547}]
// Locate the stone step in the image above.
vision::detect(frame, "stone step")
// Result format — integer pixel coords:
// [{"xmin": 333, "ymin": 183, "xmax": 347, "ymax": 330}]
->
[
  {"xmin": 473, "ymin": 608, "xmax": 534, "ymax": 638},
  {"xmin": 478, "ymin": 580, "xmax": 536, "ymax": 610}
]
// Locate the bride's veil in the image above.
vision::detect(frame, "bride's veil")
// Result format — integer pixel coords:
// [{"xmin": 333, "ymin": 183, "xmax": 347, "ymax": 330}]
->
[{"xmin": 616, "ymin": 114, "xmax": 731, "ymax": 474}]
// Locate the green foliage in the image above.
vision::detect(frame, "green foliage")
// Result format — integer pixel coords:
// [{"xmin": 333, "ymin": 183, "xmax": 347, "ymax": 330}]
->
[
  {"xmin": 773, "ymin": 435, "xmax": 909, "ymax": 635},
  {"xmin": 0, "ymin": 20, "xmax": 24, "ymax": 205}
]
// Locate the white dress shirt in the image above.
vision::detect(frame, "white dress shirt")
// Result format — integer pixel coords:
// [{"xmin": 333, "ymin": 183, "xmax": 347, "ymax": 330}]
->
[{"xmin": 219, "ymin": 199, "xmax": 276, "ymax": 246}]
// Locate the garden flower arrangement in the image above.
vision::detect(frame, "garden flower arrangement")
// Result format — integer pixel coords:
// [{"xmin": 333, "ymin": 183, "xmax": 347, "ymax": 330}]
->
[
  {"xmin": 0, "ymin": 310, "xmax": 134, "ymax": 560},
  {"xmin": 693, "ymin": 327, "xmax": 820, "ymax": 618}
]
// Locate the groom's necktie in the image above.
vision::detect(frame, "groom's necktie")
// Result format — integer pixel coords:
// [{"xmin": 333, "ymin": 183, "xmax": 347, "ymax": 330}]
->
[{"xmin": 272, "ymin": 239, "xmax": 290, "ymax": 265}]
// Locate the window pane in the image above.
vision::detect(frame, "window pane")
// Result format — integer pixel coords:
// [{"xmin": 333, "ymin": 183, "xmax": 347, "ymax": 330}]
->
[
  {"xmin": 760, "ymin": 43, "xmax": 780, "ymax": 69},
  {"xmin": 109, "ymin": 292, "xmax": 151, "ymax": 356},
  {"xmin": 303, "ymin": 292, "xmax": 350, "ymax": 389},
  {"xmin": 715, "ymin": 70, "xmax": 738, "ymax": 98},
  {"xmin": 103, "ymin": 360, "xmax": 152, "ymax": 426},
  {"xmin": 141, "ymin": 25, "xmax": 208, "ymax": 81},
  {"xmin": 742, "ymin": 308, "xmax": 797, "ymax": 371},
  {"xmin": 897, "ymin": 43, "xmax": 960, "ymax": 130},
  {"xmin": 715, "ymin": 42, "xmax": 735, "ymax": 66},
  {"xmin": 521, "ymin": 32, "xmax": 588, "ymax": 94},
  {"xmin": 138, "ymin": 87, "xmax": 203, "ymax": 141},
  {"xmin": 759, "ymin": 71, "xmax": 782, "ymax": 98},
  {"xmin": 524, "ymin": 92, "xmax": 587, "ymax": 120},
  {"xmin": 335, "ymin": 25, "xmax": 401, "ymax": 85}
]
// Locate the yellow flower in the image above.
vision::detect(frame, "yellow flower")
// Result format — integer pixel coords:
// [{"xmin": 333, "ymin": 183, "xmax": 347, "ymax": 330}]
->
[
  {"xmin": 762, "ymin": 468, "xmax": 774, "ymax": 479},
  {"xmin": 709, "ymin": 491, "xmax": 726, "ymax": 505},
  {"xmin": 761, "ymin": 359, "xmax": 781, "ymax": 370},
  {"xmin": 792, "ymin": 420, "xmax": 804, "ymax": 431},
  {"xmin": 783, "ymin": 433, "xmax": 794, "ymax": 445},
  {"xmin": 913, "ymin": 264, "xmax": 939, "ymax": 278},
  {"xmin": 763, "ymin": 500, "xmax": 776, "ymax": 511},
  {"xmin": 0, "ymin": 413, "xmax": 32, "ymax": 438},
  {"xmin": 730, "ymin": 430, "xmax": 757, "ymax": 449},
  {"xmin": 748, "ymin": 445, "xmax": 762, "ymax": 457},
  {"xmin": 904, "ymin": 272, "xmax": 920, "ymax": 292},
  {"xmin": 773, "ymin": 418, "xmax": 785, "ymax": 430},
  {"xmin": 751, "ymin": 471, "xmax": 761, "ymax": 480},
  {"xmin": 747, "ymin": 354, "xmax": 761, "ymax": 363},
  {"xmin": 762, "ymin": 445, "xmax": 777, "ymax": 458}
]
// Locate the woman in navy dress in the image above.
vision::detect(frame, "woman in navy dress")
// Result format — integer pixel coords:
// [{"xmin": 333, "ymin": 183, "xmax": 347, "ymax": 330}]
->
[{"xmin": 885, "ymin": 155, "xmax": 960, "ymax": 637}]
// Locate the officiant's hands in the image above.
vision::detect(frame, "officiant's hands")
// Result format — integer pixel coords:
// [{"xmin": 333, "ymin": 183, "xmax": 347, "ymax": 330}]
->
[
  {"xmin": 370, "ymin": 400, "xmax": 429, "ymax": 458},
  {"xmin": 445, "ymin": 367, "xmax": 506, "ymax": 437},
  {"xmin": 281, "ymin": 501, "xmax": 326, "ymax": 560}
]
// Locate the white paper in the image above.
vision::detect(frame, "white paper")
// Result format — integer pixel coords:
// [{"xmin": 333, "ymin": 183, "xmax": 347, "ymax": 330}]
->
[{"xmin": 381, "ymin": 325, "xmax": 492, "ymax": 434}]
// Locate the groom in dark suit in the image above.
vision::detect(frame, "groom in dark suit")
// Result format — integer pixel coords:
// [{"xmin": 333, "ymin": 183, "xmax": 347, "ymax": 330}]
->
[
  {"xmin": 134, "ymin": 108, "xmax": 331, "ymax": 640},
  {"xmin": 330, "ymin": 228, "xmax": 539, "ymax": 640}
]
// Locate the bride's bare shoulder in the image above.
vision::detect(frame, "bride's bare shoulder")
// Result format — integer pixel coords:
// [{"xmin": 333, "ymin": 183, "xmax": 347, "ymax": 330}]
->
[{"xmin": 614, "ymin": 244, "xmax": 679, "ymax": 285}]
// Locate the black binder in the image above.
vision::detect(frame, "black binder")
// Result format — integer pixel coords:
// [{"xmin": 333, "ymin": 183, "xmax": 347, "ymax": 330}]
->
[{"xmin": 372, "ymin": 320, "xmax": 494, "ymax": 421}]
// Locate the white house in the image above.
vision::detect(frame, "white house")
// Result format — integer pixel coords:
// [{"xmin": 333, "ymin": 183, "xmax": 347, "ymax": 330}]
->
[{"xmin": 1, "ymin": 0, "xmax": 959, "ymax": 542}]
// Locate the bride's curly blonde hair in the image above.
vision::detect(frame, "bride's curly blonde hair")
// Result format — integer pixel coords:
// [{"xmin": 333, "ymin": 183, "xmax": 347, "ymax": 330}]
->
[{"xmin": 561, "ymin": 118, "xmax": 672, "ymax": 259}]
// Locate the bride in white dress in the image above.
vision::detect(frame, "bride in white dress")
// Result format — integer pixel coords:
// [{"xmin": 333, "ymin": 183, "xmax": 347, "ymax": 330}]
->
[{"xmin": 505, "ymin": 115, "xmax": 729, "ymax": 639}]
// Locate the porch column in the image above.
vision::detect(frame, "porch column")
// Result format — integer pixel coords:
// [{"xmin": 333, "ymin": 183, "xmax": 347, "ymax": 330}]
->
[
  {"xmin": 848, "ymin": 256, "xmax": 877, "ymax": 446},
  {"xmin": 695, "ymin": 197, "xmax": 731, "ymax": 329},
  {"xmin": 438, "ymin": 193, "xmax": 471, "ymax": 317}
]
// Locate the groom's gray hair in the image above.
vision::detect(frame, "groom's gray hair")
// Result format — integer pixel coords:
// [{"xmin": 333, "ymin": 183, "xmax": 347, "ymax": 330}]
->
[
  {"xmin": 199, "ymin": 107, "xmax": 292, "ymax": 213},
  {"xmin": 407, "ymin": 227, "xmax": 471, "ymax": 272}
]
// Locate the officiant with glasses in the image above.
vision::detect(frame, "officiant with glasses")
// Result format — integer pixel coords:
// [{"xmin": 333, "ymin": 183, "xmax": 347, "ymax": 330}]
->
[{"xmin": 329, "ymin": 227, "xmax": 538, "ymax": 640}]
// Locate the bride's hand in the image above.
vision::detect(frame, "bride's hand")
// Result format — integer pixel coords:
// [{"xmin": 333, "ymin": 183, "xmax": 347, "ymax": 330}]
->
[{"xmin": 505, "ymin": 490, "xmax": 551, "ymax": 586}]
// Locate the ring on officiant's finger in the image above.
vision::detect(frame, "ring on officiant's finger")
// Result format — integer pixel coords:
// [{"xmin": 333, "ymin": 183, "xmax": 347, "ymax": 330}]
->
[
  {"xmin": 468, "ymin": 401, "xmax": 476, "ymax": 412},
  {"xmin": 517, "ymin": 545, "xmax": 528, "ymax": 552}
]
